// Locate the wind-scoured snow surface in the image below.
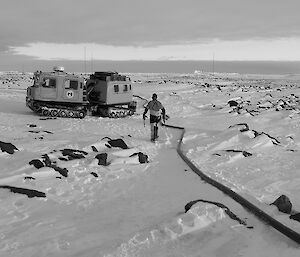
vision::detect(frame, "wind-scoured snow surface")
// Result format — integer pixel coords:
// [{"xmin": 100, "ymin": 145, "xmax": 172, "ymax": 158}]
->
[{"xmin": 0, "ymin": 71, "xmax": 300, "ymax": 256}]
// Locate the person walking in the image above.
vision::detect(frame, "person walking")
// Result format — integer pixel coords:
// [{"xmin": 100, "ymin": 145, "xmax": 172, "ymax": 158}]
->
[{"xmin": 143, "ymin": 93, "xmax": 166, "ymax": 142}]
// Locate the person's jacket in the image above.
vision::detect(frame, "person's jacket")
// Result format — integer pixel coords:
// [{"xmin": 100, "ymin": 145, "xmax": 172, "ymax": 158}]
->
[{"xmin": 145, "ymin": 100, "xmax": 164, "ymax": 116}]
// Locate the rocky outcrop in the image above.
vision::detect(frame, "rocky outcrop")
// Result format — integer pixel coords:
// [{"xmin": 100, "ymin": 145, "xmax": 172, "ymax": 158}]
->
[
  {"xmin": 0, "ymin": 141, "xmax": 19, "ymax": 154},
  {"xmin": 185, "ymin": 199, "xmax": 250, "ymax": 227},
  {"xmin": 95, "ymin": 153, "xmax": 108, "ymax": 166},
  {"xmin": 0, "ymin": 185, "xmax": 46, "ymax": 198},
  {"xmin": 270, "ymin": 195, "xmax": 292, "ymax": 214}
]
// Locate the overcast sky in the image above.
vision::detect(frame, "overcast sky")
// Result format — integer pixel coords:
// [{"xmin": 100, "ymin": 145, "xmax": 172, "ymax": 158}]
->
[{"xmin": 0, "ymin": 0, "xmax": 300, "ymax": 70}]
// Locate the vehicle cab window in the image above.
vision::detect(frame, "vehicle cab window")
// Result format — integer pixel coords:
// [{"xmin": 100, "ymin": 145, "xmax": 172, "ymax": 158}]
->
[
  {"xmin": 65, "ymin": 80, "xmax": 78, "ymax": 90},
  {"xmin": 114, "ymin": 85, "xmax": 119, "ymax": 93},
  {"xmin": 42, "ymin": 78, "xmax": 56, "ymax": 88}
]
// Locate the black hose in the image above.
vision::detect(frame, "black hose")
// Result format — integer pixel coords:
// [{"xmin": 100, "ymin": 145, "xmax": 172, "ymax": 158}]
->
[
  {"xmin": 163, "ymin": 123, "xmax": 300, "ymax": 244},
  {"xmin": 133, "ymin": 95, "xmax": 148, "ymax": 101}
]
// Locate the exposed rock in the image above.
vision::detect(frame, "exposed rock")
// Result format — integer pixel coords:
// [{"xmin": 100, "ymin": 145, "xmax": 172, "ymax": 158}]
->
[
  {"xmin": 242, "ymin": 151, "xmax": 252, "ymax": 157},
  {"xmin": 58, "ymin": 157, "xmax": 69, "ymax": 161},
  {"xmin": 107, "ymin": 139, "xmax": 129, "ymax": 149},
  {"xmin": 252, "ymin": 130, "xmax": 261, "ymax": 138},
  {"xmin": 91, "ymin": 146, "xmax": 98, "ymax": 152},
  {"xmin": 185, "ymin": 199, "xmax": 249, "ymax": 227},
  {"xmin": 43, "ymin": 130, "xmax": 53, "ymax": 134},
  {"xmin": 61, "ymin": 149, "xmax": 87, "ymax": 160},
  {"xmin": 101, "ymin": 136, "xmax": 112, "ymax": 140},
  {"xmin": 252, "ymin": 131, "xmax": 281, "ymax": 145},
  {"xmin": 28, "ymin": 130, "xmax": 40, "ymax": 134},
  {"xmin": 130, "ymin": 152, "xmax": 149, "ymax": 163},
  {"xmin": 228, "ymin": 100, "xmax": 239, "ymax": 107},
  {"xmin": 229, "ymin": 123, "xmax": 249, "ymax": 132},
  {"xmin": 41, "ymin": 154, "xmax": 52, "ymax": 166},
  {"xmin": 262, "ymin": 132, "xmax": 280, "ymax": 145},
  {"xmin": 29, "ymin": 159, "xmax": 44, "ymax": 169},
  {"xmin": 0, "ymin": 141, "xmax": 19, "ymax": 154},
  {"xmin": 95, "ymin": 153, "xmax": 108, "ymax": 166},
  {"xmin": 270, "ymin": 195, "xmax": 292, "ymax": 214},
  {"xmin": 290, "ymin": 213, "xmax": 300, "ymax": 222},
  {"xmin": 24, "ymin": 176, "xmax": 36, "ymax": 180},
  {"xmin": 90, "ymin": 172, "xmax": 98, "ymax": 177},
  {"xmin": 51, "ymin": 165, "xmax": 68, "ymax": 177},
  {"xmin": 29, "ymin": 129, "xmax": 53, "ymax": 134},
  {"xmin": 225, "ymin": 149, "xmax": 252, "ymax": 157},
  {"xmin": 40, "ymin": 154, "xmax": 68, "ymax": 177},
  {"xmin": 0, "ymin": 185, "xmax": 46, "ymax": 198},
  {"xmin": 27, "ymin": 124, "xmax": 37, "ymax": 128}
]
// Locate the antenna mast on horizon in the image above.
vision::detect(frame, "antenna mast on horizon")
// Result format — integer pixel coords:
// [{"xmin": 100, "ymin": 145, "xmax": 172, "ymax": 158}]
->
[
  {"xmin": 84, "ymin": 47, "xmax": 87, "ymax": 74},
  {"xmin": 91, "ymin": 52, "xmax": 94, "ymax": 73},
  {"xmin": 212, "ymin": 53, "xmax": 215, "ymax": 75}
]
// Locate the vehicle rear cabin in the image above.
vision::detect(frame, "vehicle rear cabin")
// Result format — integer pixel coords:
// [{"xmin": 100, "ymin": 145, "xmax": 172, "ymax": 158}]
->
[{"xmin": 86, "ymin": 71, "xmax": 133, "ymax": 105}]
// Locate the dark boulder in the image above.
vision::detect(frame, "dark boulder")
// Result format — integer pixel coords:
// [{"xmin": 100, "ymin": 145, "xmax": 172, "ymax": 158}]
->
[
  {"xmin": 242, "ymin": 151, "xmax": 252, "ymax": 157},
  {"xmin": 91, "ymin": 146, "xmax": 98, "ymax": 152},
  {"xmin": 130, "ymin": 152, "xmax": 149, "ymax": 163},
  {"xmin": 228, "ymin": 100, "xmax": 239, "ymax": 107},
  {"xmin": 185, "ymin": 199, "xmax": 248, "ymax": 227},
  {"xmin": 24, "ymin": 176, "xmax": 36, "ymax": 180},
  {"xmin": 228, "ymin": 123, "xmax": 249, "ymax": 132},
  {"xmin": 0, "ymin": 141, "xmax": 19, "ymax": 154},
  {"xmin": 43, "ymin": 130, "xmax": 53, "ymax": 134},
  {"xmin": 138, "ymin": 152, "xmax": 149, "ymax": 163},
  {"xmin": 90, "ymin": 172, "xmax": 98, "ymax": 177},
  {"xmin": 58, "ymin": 157, "xmax": 69, "ymax": 161},
  {"xmin": 225, "ymin": 149, "xmax": 252, "ymax": 157},
  {"xmin": 41, "ymin": 154, "xmax": 52, "ymax": 166},
  {"xmin": 0, "ymin": 185, "xmax": 46, "ymax": 198},
  {"xmin": 27, "ymin": 124, "xmax": 37, "ymax": 128},
  {"xmin": 95, "ymin": 153, "xmax": 108, "ymax": 166},
  {"xmin": 107, "ymin": 139, "xmax": 128, "ymax": 149},
  {"xmin": 290, "ymin": 213, "xmax": 300, "ymax": 222},
  {"xmin": 39, "ymin": 154, "xmax": 68, "ymax": 177},
  {"xmin": 270, "ymin": 195, "xmax": 292, "ymax": 214},
  {"xmin": 61, "ymin": 149, "xmax": 87, "ymax": 160},
  {"xmin": 51, "ymin": 165, "xmax": 68, "ymax": 177},
  {"xmin": 29, "ymin": 159, "xmax": 44, "ymax": 169},
  {"xmin": 28, "ymin": 130, "xmax": 40, "ymax": 134}
]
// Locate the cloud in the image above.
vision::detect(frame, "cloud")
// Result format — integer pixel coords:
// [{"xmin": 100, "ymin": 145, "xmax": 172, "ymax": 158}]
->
[
  {"xmin": 11, "ymin": 37, "xmax": 300, "ymax": 61},
  {"xmin": 0, "ymin": 0, "xmax": 299, "ymax": 54}
]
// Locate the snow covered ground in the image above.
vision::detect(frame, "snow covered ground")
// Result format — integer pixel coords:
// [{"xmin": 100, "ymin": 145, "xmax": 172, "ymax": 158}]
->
[{"xmin": 0, "ymin": 71, "xmax": 300, "ymax": 256}]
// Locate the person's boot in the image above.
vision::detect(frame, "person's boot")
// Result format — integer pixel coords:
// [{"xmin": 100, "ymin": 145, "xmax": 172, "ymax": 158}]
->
[{"xmin": 154, "ymin": 126, "xmax": 159, "ymax": 139}]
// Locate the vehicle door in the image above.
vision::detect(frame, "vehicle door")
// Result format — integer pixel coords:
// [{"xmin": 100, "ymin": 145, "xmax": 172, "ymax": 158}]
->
[
  {"xmin": 39, "ymin": 77, "xmax": 58, "ymax": 99},
  {"xmin": 62, "ymin": 79, "xmax": 80, "ymax": 102}
]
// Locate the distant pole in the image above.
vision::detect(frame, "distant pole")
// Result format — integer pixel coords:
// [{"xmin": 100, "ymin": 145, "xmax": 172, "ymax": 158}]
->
[
  {"xmin": 91, "ymin": 52, "xmax": 93, "ymax": 73},
  {"xmin": 84, "ymin": 46, "xmax": 87, "ymax": 74},
  {"xmin": 212, "ymin": 52, "xmax": 215, "ymax": 75}
]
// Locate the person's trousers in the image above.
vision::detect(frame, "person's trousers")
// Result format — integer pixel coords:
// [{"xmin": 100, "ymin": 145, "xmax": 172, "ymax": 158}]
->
[
  {"xmin": 150, "ymin": 123, "xmax": 158, "ymax": 140},
  {"xmin": 150, "ymin": 115, "xmax": 161, "ymax": 140}
]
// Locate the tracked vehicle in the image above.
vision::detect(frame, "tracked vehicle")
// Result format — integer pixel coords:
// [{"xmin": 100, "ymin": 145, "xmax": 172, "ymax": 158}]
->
[{"xmin": 26, "ymin": 67, "xmax": 137, "ymax": 118}]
